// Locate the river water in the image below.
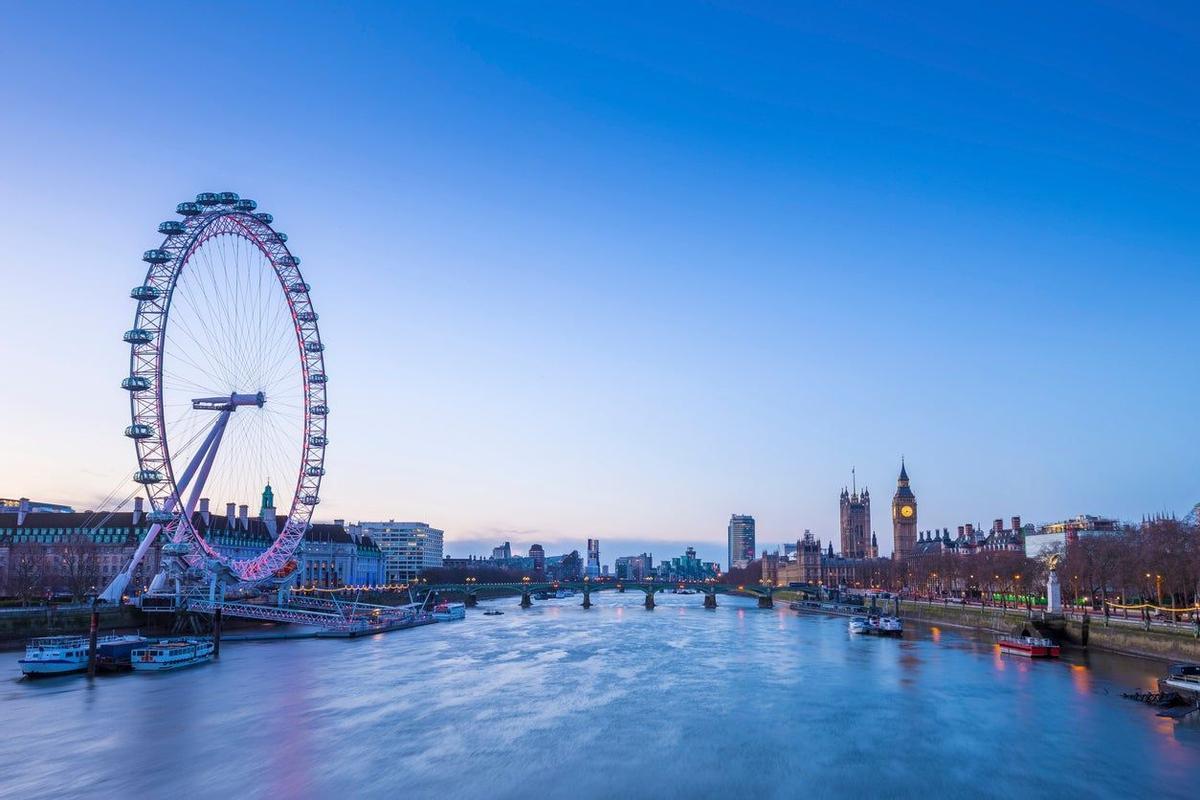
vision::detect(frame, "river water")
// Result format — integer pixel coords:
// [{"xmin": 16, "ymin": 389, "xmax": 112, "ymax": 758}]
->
[{"xmin": 2, "ymin": 593, "xmax": 1198, "ymax": 799}]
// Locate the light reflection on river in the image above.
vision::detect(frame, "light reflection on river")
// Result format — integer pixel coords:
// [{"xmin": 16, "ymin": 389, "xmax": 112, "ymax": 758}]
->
[{"xmin": 2, "ymin": 593, "xmax": 1198, "ymax": 799}]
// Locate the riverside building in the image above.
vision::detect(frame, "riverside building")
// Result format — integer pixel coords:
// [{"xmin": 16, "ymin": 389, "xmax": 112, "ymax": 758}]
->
[
  {"xmin": 728, "ymin": 515, "xmax": 755, "ymax": 570},
  {"xmin": 350, "ymin": 521, "xmax": 444, "ymax": 583}
]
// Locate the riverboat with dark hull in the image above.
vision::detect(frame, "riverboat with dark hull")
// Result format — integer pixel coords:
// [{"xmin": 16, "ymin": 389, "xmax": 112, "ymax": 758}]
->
[{"xmin": 1158, "ymin": 663, "xmax": 1200, "ymax": 703}]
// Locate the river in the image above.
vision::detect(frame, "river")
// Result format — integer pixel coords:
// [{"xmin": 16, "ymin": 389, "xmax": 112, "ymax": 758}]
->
[{"xmin": 2, "ymin": 593, "xmax": 1198, "ymax": 799}]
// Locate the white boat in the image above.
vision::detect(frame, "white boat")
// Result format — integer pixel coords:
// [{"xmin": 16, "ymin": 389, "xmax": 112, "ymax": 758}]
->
[
  {"xmin": 19, "ymin": 634, "xmax": 147, "ymax": 677},
  {"xmin": 433, "ymin": 602, "xmax": 466, "ymax": 621},
  {"xmin": 878, "ymin": 616, "xmax": 903, "ymax": 636},
  {"xmin": 130, "ymin": 638, "xmax": 214, "ymax": 671},
  {"xmin": 848, "ymin": 617, "xmax": 870, "ymax": 634}
]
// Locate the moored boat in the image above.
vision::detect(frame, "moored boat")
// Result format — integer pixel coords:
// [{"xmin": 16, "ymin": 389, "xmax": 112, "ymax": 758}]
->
[
  {"xmin": 19, "ymin": 634, "xmax": 148, "ymax": 677},
  {"xmin": 131, "ymin": 638, "xmax": 215, "ymax": 671},
  {"xmin": 433, "ymin": 602, "xmax": 466, "ymax": 621},
  {"xmin": 1158, "ymin": 663, "xmax": 1200, "ymax": 702},
  {"xmin": 878, "ymin": 616, "xmax": 903, "ymax": 636},
  {"xmin": 848, "ymin": 617, "xmax": 870, "ymax": 634},
  {"xmin": 998, "ymin": 636, "xmax": 1060, "ymax": 658}
]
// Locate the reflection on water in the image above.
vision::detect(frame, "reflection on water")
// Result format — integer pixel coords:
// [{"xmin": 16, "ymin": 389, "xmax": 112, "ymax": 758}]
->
[{"xmin": 2, "ymin": 593, "xmax": 1198, "ymax": 799}]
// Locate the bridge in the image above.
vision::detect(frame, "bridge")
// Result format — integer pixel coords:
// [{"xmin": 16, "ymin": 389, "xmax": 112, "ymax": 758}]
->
[{"xmin": 409, "ymin": 579, "xmax": 795, "ymax": 610}]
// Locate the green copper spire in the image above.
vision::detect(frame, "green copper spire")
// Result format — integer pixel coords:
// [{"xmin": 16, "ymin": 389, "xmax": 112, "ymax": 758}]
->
[{"xmin": 261, "ymin": 481, "xmax": 274, "ymax": 510}]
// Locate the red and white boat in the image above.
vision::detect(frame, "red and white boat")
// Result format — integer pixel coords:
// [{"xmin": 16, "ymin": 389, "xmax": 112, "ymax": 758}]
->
[{"xmin": 998, "ymin": 636, "xmax": 1060, "ymax": 658}]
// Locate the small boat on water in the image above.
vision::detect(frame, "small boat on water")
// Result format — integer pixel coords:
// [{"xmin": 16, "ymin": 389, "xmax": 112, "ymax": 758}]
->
[
  {"xmin": 19, "ymin": 634, "xmax": 147, "ymax": 677},
  {"xmin": 848, "ymin": 617, "xmax": 870, "ymax": 634},
  {"xmin": 1158, "ymin": 664, "xmax": 1200, "ymax": 702},
  {"xmin": 131, "ymin": 638, "xmax": 214, "ymax": 671},
  {"xmin": 96, "ymin": 635, "xmax": 149, "ymax": 672},
  {"xmin": 998, "ymin": 636, "xmax": 1060, "ymax": 658},
  {"xmin": 876, "ymin": 616, "xmax": 903, "ymax": 636},
  {"xmin": 483, "ymin": 609, "xmax": 504, "ymax": 616},
  {"xmin": 433, "ymin": 602, "xmax": 466, "ymax": 621}
]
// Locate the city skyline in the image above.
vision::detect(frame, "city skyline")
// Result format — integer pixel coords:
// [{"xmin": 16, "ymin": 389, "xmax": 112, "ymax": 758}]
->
[{"xmin": 4, "ymin": 3, "xmax": 1200, "ymax": 559}]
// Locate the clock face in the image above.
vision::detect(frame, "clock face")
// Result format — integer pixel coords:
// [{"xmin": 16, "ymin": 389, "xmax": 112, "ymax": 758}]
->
[{"xmin": 900, "ymin": 505, "xmax": 914, "ymax": 518}]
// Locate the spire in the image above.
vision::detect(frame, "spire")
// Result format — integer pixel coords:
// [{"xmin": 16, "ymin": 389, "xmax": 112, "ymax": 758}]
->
[
  {"xmin": 851, "ymin": 467, "xmax": 857, "ymax": 498},
  {"xmin": 261, "ymin": 481, "xmax": 275, "ymax": 510},
  {"xmin": 898, "ymin": 457, "xmax": 909, "ymax": 484}
]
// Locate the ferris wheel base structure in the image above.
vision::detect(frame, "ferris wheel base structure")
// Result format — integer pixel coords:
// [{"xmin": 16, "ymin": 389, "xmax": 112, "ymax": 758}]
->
[{"xmin": 99, "ymin": 192, "xmax": 328, "ymax": 605}]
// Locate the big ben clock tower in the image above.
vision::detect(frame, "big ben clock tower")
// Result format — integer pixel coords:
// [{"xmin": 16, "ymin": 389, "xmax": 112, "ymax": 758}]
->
[{"xmin": 892, "ymin": 459, "xmax": 917, "ymax": 560}]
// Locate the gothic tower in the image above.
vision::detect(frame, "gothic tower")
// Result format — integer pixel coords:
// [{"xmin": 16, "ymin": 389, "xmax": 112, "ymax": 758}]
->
[
  {"xmin": 839, "ymin": 471, "xmax": 871, "ymax": 558},
  {"xmin": 892, "ymin": 459, "xmax": 917, "ymax": 560}
]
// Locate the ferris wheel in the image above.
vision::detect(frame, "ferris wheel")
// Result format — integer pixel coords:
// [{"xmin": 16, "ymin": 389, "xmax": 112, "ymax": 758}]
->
[{"xmin": 101, "ymin": 192, "xmax": 327, "ymax": 602}]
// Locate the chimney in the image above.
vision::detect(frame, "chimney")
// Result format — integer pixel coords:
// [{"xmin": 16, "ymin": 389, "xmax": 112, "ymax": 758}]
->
[
  {"xmin": 238, "ymin": 504, "xmax": 249, "ymax": 530},
  {"xmin": 957, "ymin": 525, "xmax": 965, "ymax": 537},
  {"xmin": 199, "ymin": 498, "xmax": 210, "ymax": 526},
  {"xmin": 132, "ymin": 496, "xmax": 144, "ymax": 526},
  {"xmin": 1011, "ymin": 516, "xmax": 1021, "ymax": 531},
  {"xmin": 226, "ymin": 502, "xmax": 236, "ymax": 528},
  {"xmin": 334, "ymin": 518, "xmax": 345, "ymax": 528},
  {"xmin": 993, "ymin": 519, "xmax": 1003, "ymax": 533},
  {"xmin": 17, "ymin": 497, "xmax": 30, "ymax": 526},
  {"xmin": 965, "ymin": 523, "xmax": 975, "ymax": 537}
]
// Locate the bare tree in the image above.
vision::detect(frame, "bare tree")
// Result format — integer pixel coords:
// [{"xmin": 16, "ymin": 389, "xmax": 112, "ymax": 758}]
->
[
  {"xmin": 8, "ymin": 541, "xmax": 49, "ymax": 605},
  {"xmin": 58, "ymin": 534, "xmax": 101, "ymax": 603}
]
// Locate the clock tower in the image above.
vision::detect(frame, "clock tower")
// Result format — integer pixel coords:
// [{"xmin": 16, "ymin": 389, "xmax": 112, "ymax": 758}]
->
[{"xmin": 892, "ymin": 459, "xmax": 917, "ymax": 560}]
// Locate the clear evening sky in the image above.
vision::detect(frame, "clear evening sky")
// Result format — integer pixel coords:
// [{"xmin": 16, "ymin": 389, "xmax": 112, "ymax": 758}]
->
[{"xmin": 2, "ymin": 2, "xmax": 1198, "ymax": 565}]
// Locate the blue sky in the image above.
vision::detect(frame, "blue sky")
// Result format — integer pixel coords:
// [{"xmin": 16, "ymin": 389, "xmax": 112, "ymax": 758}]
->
[{"xmin": 2, "ymin": 2, "xmax": 1199, "ymax": 566}]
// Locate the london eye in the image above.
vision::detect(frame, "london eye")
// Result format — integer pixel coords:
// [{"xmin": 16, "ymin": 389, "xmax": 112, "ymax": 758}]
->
[{"xmin": 101, "ymin": 192, "xmax": 327, "ymax": 601}]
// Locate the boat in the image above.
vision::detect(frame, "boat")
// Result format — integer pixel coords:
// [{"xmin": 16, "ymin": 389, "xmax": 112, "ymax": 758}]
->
[
  {"xmin": 1158, "ymin": 663, "xmax": 1200, "ymax": 702},
  {"xmin": 96, "ymin": 634, "xmax": 149, "ymax": 671},
  {"xmin": 483, "ymin": 609, "xmax": 504, "ymax": 616},
  {"xmin": 848, "ymin": 617, "xmax": 870, "ymax": 634},
  {"xmin": 130, "ymin": 638, "xmax": 215, "ymax": 671},
  {"xmin": 877, "ymin": 616, "xmax": 903, "ymax": 636},
  {"xmin": 433, "ymin": 602, "xmax": 466, "ymax": 621},
  {"xmin": 998, "ymin": 636, "xmax": 1060, "ymax": 658},
  {"xmin": 19, "ymin": 634, "xmax": 147, "ymax": 677}
]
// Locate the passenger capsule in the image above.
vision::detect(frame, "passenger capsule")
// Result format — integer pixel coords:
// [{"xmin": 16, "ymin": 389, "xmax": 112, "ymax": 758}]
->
[
  {"xmin": 176, "ymin": 202, "xmax": 202, "ymax": 216},
  {"xmin": 131, "ymin": 285, "xmax": 161, "ymax": 301},
  {"xmin": 275, "ymin": 232, "xmax": 288, "ymax": 242},
  {"xmin": 217, "ymin": 191, "xmax": 239, "ymax": 205},
  {"xmin": 124, "ymin": 423, "xmax": 154, "ymax": 439},
  {"xmin": 306, "ymin": 466, "xmax": 326, "ymax": 477},
  {"xmin": 310, "ymin": 404, "xmax": 329, "ymax": 416},
  {"xmin": 301, "ymin": 495, "xmax": 321, "ymax": 506},
  {"xmin": 121, "ymin": 376, "xmax": 151, "ymax": 391},
  {"xmin": 308, "ymin": 372, "xmax": 327, "ymax": 384},
  {"xmin": 278, "ymin": 255, "xmax": 301, "ymax": 267},
  {"xmin": 147, "ymin": 510, "xmax": 174, "ymax": 524},
  {"xmin": 289, "ymin": 281, "xmax": 311, "ymax": 294},
  {"xmin": 253, "ymin": 212, "xmax": 274, "ymax": 224},
  {"xmin": 297, "ymin": 311, "xmax": 318, "ymax": 323},
  {"xmin": 123, "ymin": 329, "xmax": 154, "ymax": 345},
  {"xmin": 195, "ymin": 192, "xmax": 220, "ymax": 206},
  {"xmin": 233, "ymin": 199, "xmax": 257, "ymax": 212},
  {"xmin": 158, "ymin": 220, "xmax": 186, "ymax": 236},
  {"xmin": 309, "ymin": 435, "xmax": 328, "ymax": 447},
  {"xmin": 304, "ymin": 341, "xmax": 324, "ymax": 353},
  {"xmin": 142, "ymin": 249, "xmax": 171, "ymax": 264},
  {"xmin": 133, "ymin": 469, "xmax": 164, "ymax": 484}
]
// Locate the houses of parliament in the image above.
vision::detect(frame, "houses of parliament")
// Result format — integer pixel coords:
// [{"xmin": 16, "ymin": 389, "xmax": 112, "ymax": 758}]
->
[{"xmin": 766, "ymin": 461, "xmax": 917, "ymax": 587}]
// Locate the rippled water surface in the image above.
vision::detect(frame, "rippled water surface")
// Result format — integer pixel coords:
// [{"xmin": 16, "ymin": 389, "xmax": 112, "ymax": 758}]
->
[{"xmin": 3, "ymin": 593, "xmax": 1199, "ymax": 799}]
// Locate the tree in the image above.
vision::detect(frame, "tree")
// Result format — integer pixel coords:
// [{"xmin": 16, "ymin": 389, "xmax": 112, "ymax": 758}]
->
[
  {"xmin": 8, "ymin": 541, "xmax": 49, "ymax": 605},
  {"xmin": 58, "ymin": 534, "xmax": 101, "ymax": 602}
]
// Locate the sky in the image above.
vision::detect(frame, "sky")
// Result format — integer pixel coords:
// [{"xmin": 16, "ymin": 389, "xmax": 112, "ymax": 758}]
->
[{"xmin": 1, "ymin": 1, "xmax": 1199, "ymax": 567}]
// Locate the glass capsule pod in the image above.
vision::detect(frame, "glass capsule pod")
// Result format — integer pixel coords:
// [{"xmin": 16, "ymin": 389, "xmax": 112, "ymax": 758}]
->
[
  {"xmin": 275, "ymin": 232, "xmax": 288, "ymax": 242},
  {"xmin": 217, "ymin": 191, "xmax": 239, "ymax": 204},
  {"xmin": 130, "ymin": 285, "xmax": 161, "ymax": 301},
  {"xmin": 309, "ymin": 435, "xmax": 328, "ymax": 447},
  {"xmin": 121, "ymin": 376, "xmax": 151, "ymax": 391},
  {"xmin": 253, "ymin": 212, "xmax": 273, "ymax": 224},
  {"xmin": 195, "ymin": 192, "xmax": 220, "ymax": 206},
  {"xmin": 301, "ymin": 495, "xmax": 321, "ymax": 506},
  {"xmin": 142, "ymin": 249, "xmax": 171, "ymax": 264},
  {"xmin": 233, "ymin": 199, "xmax": 257, "ymax": 212},
  {"xmin": 310, "ymin": 404, "xmax": 329, "ymax": 416},
  {"xmin": 158, "ymin": 220, "xmax": 186, "ymax": 236},
  {"xmin": 278, "ymin": 255, "xmax": 301, "ymax": 267},
  {"xmin": 297, "ymin": 311, "xmax": 318, "ymax": 322},
  {"xmin": 304, "ymin": 341, "xmax": 324, "ymax": 353},
  {"xmin": 123, "ymin": 329, "xmax": 154, "ymax": 344},
  {"xmin": 176, "ymin": 202, "xmax": 201, "ymax": 216},
  {"xmin": 309, "ymin": 372, "xmax": 327, "ymax": 384},
  {"xmin": 289, "ymin": 281, "xmax": 311, "ymax": 293},
  {"xmin": 147, "ymin": 510, "xmax": 174, "ymax": 524},
  {"xmin": 133, "ymin": 469, "xmax": 164, "ymax": 484},
  {"xmin": 306, "ymin": 466, "xmax": 326, "ymax": 477},
  {"xmin": 124, "ymin": 423, "xmax": 154, "ymax": 439}
]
